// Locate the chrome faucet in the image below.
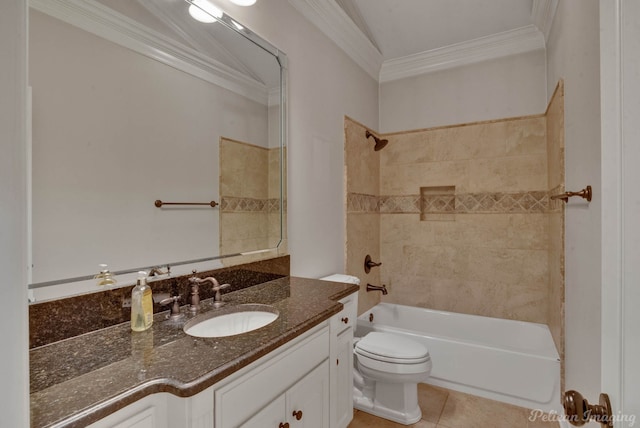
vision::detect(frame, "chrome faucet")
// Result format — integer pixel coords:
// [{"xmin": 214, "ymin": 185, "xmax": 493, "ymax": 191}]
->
[
  {"xmin": 148, "ymin": 266, "xmax": 170, "ymax": 277},
  {"xmin": 366, "ymin": 283, "xmax": 388, "ymax": 295},
  {"xmin": 188, "ymin": 275, "xmax": 231, "ymax": 311}
]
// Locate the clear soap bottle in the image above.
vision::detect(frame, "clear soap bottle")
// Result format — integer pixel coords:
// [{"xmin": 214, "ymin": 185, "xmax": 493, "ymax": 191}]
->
[
  {"xmin": 131, "ymin": 271, "xmax": 153, "ymax": 332},
  {"xmin": 94, "ymin": 264, "xmax": 117, "ymax": 286}
]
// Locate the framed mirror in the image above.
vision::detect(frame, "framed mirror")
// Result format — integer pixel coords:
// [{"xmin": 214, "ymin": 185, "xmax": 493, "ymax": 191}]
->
[{"xmin": 27, "ymin": 0, "xmax": 287, "ymax": 301}]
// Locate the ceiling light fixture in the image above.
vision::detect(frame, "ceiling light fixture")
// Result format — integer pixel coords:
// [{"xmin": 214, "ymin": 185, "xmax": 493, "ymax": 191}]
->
[
  {"xmin": 188, "ymin": 0, "xmax": 223, "ymax": 23},
  {"xmin": 229, "ymin": 0, "xmax": 256, "ymax": 6}
]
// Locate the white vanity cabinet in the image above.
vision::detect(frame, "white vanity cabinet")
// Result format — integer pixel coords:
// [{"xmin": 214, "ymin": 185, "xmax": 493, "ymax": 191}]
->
[
  {"xmin": 240, "ymin": 362, "xmax": 329, "ymax": 428},
  {"xmin": 214, "ymin": 326, "xmax": 330, "ymax": 428},
  {"xmin": 87, "ymin": 393, "xmax": 170, "ymax": 428},
  {"xmin": 329, "ymin": 294, "xmax": 358, "ymax": 428}
]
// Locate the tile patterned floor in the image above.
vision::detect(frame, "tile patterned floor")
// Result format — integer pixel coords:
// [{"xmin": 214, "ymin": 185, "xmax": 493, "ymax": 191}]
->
[{"xmin": 348, "ymin": 384, "xmax": 560, "ymax": 428}]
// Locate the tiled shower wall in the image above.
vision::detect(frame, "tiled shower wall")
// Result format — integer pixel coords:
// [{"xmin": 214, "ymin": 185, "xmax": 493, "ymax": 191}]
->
[
  {"xmin": 546, "ymin": 82, "xmax": 565, "ymax": 385},
  {"xmin": 345, "ymin": 82, "xmax": 565, "ymax": 343},
  {"xmin": 219, "ymin": 138, "xmax": 285, "ymax": 255},
  {"xmin": 345, "ymin": 118, "xmax": 382, "ymax": 314},
  {"xmin": 379, "ymin": 114, "xmax": 550, "ymax": 324}
]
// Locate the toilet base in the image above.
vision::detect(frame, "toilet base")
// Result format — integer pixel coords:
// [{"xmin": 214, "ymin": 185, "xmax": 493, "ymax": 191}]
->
[{"xmin": 353, "ymin": 380, "xmax": 422, "ymax": 425}]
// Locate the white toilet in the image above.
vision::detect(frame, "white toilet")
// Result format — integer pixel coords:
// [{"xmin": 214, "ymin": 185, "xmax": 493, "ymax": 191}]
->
[
  {"xmin": 318, "ymin": 273, "xmax": 432, "ymax": 425},
  {"xmin": 353, "ymin": 332, "xmax": 432, "ymax": 425}
]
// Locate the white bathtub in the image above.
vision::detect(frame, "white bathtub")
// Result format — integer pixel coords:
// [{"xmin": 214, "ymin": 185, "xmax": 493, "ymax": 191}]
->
[{"xmin": 356, "ymin": 303, "xmax": 562, "ymax": 413}]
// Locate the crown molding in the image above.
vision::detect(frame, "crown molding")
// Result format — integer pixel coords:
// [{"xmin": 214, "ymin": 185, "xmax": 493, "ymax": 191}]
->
[
  {"xmin": 29, "ymin": 0, "xmax": 270, "ymax": 105},
  {"xmin": 288, "ymin": 0, "xmax": 383, "ymax": 81},
  {"xmin": 531, "ymin": 0, "xmax": 559, "ymax": 42},
  {"xmin": 379, "ymin": 25, "xmax": 545, "ymax": 83}
]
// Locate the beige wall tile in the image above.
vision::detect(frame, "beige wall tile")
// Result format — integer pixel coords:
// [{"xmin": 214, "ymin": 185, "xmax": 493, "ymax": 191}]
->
[
  {"xmin": 505, "ymin": 117, "xmax": 547, "ymax": 156},
  {"xmin": 381, "ymin": 160, "xmax": 468, "ymax": 195},
  {"xmin": 546, "ymin": 82, "xmax": 565, "ymax": 190},
  {"xmin": 381, "ymin": 121, "xmax": 509, "ymax": 167},
  {"xmin": 220, "ymin": 138, "xmax": 269, "ymax": 199},
  {"xmin": 466, "ymin": 154, "xmax": 548, "ymax": 193},
  {"xmin": 347, "ymin": 212, "xmax": 380, "ymax": 314},
  {"xmin": 546, "ymin": 81, "xmax": 565, "ymax": 388},
  {"xmin": 345, "ymin": 118, "xmax": 380, "ymax": 195}
]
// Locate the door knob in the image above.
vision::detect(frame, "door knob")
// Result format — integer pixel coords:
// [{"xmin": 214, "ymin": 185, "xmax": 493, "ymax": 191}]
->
[{"xmin": 563, "ymin": 390, "xmax": 613, "ymax": 427}]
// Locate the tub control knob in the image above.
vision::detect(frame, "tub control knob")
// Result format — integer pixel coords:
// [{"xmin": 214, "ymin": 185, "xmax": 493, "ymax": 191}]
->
[{"xmin": 364, "ymin": 254, "xmax": 382, "ymax": 273}]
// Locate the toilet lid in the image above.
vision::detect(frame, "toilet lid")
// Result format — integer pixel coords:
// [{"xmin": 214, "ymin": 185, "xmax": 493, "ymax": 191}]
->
[{"xmin": 355, "ymin": 332, "xmax": 429, "ymax": 363}]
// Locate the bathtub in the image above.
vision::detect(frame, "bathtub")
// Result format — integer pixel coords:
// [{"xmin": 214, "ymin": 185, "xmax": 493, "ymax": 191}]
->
[{"xmin": 356, "ymin": 303, "xmax": 562, "ymax": 413}]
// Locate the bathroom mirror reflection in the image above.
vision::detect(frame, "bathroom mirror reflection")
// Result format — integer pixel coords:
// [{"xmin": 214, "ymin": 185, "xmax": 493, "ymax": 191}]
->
[{"xmin": 28, "ymin": 0, "xmax": 287, "ymax": 299}]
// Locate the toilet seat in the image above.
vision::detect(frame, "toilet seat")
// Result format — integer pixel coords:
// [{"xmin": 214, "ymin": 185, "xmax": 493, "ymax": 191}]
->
[{"xmin": 355, "ymin": 332, "xmax": 430, "ymax": 364}]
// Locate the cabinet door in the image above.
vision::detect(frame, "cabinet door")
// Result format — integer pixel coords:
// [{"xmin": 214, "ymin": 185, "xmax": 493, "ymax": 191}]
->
[
  {"xmin": 240, "ymin": 395, "xmax": 286, "ymax": 428},
  {"xmin": 87, "ymin": 394, "xmax": 168, "ymax": 428},
  {"xmin": 334, "ymin": 329, "xmax": 353, "ymax": 428},
  {"xmin": 286, "ymin": 362, "xmax": 329, "ymax": 428}
]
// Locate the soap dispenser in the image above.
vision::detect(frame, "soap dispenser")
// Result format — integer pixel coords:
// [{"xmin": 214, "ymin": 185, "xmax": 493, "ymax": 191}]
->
[
  {"xmin": 94, "ymin": 264, "xmax": 117, "ymax": 286},
  {"xmin": 131, "ymin": 271, "xmax": 153, "ymax": 332}
]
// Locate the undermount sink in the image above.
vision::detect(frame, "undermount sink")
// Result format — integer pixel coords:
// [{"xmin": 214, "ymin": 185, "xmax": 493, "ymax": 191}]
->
[{"xmin": 183, "ymin": 304, "xmax": 279, "ymax": 338}]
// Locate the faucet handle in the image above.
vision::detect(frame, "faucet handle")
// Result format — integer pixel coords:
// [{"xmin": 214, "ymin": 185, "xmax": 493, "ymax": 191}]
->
[
  {"xmin": 212, "ymin": 283, "xmax": 231, "ymax": 307},
  {"xmin": 213, "ymin": 283, "xmax": 231, "ymax": 292},
  {"xmin": 159, "ymin": 295, "xmax": 183, "ymax": 320}
]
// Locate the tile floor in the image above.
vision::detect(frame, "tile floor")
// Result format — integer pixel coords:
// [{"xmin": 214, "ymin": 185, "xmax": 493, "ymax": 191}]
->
[{"xmin": 348, "ymin": 384, "xmax": 560, "ymax": 428}]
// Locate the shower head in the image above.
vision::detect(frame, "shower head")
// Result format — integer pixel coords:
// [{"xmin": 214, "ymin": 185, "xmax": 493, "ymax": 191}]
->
[{"xmin": 365, "ymin": 130, "xmax": 388, "ymax": 151}]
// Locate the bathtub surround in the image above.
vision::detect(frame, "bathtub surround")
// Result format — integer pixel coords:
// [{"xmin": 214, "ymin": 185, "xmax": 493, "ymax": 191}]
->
[
  {"xmin": 345, "ymin": 80, "xmax": 565, "ymax": 384},
  {"xmin": 345, "ymin": 118, "xmax": 382, "ymax": 314},
  {"xmin": 29, "ymin": 255, "xmax": 290, "ymax": 348},
  {"xmin": 546, "ymin": 82, "xmax": 565, "ymax": 391}
]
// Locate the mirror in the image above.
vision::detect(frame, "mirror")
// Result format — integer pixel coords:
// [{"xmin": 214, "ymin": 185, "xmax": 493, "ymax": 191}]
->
[{"xmin": 28, "ymin": 0, "xmax": 287, "ymax": 300}]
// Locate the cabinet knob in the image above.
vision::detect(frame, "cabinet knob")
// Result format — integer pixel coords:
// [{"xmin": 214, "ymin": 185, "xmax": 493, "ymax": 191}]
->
[
  {"xmin": 341, "ymin": 317, "xmax": 349, "ymax": 324},
  {"xmin": 336, "ymin": 358, "xmax": 339, "ymax": 365},
  {"xmin": 292, "ymin": 410, "xmax": 303, "ymax": 420},
  {"xmin": 279, "ymin": 423, "xmax": 289, "ymax": 428}
]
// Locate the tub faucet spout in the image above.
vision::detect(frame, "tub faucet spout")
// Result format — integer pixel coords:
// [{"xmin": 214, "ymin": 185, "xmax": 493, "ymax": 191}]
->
[{"xmin": 366, "ymin": 283, "xmax": 388, "ymax": 295}]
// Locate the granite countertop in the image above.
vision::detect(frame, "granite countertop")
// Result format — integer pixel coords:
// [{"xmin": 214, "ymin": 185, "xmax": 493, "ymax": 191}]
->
[{"xmin": 30, "ymin": 276, "xmax": 359, "ymax": 428}]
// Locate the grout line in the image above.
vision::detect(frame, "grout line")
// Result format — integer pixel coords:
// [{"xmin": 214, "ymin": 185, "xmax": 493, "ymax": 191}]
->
[{"xmin": 434, "ymin": 391, "xmax": 450, "ymax": 426}]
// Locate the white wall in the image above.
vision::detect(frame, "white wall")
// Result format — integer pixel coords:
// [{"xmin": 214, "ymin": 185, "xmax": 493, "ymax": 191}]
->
[
  {"xmin": 219, "ymin": 0, "xmax": 379, "ymax": 278},
  {"xmin": 30, "ymin": 10, "xmax": 271, "ymax": 285},
  {"xmin": 0, "ymin": 0, "xmax": 29, "ymax": 426},
  {"xmin": 546, "ymin": 0, "xmax": 602, "ymax": 401},
  {"xmin": 379, "ymin": 49, "xmax": 547, "ymax": 133}
]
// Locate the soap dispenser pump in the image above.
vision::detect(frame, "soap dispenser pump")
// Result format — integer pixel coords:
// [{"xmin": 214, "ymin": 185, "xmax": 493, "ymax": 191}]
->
[{"xmin": 131, "ymin": 271, "xmax": 153, "ymax": 332}]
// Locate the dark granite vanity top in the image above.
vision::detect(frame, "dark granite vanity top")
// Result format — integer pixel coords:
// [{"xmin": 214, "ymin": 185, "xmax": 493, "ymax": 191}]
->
[{"xmin": 30, "ymin": 276, "xmax": 358, "ymax": 428}]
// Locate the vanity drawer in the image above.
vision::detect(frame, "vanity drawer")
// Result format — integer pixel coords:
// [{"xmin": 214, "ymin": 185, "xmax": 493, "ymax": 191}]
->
[{"xmin": 331, "ymin": 294, "xmax": 357, "ymax": 334}]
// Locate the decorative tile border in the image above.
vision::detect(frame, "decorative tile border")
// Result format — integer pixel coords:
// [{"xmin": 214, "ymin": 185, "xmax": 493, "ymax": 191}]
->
[
  {"xmin": 455, "ymin": 191, "xmax": 549, "ymax": 213},
  {"xmin": 221, "ymin": 197, "xmax": 284, "ymax": 213},
  {"xmin": 379, "ymin": 195, "xmax": 420, "ymax": 213},
  {"xmin": 348, "ymin": 191, "xmax": 552, "ymax": 214},
  {"xmin": 347, "ymin": 192, "xmax": 379, "ymax": 213},
  {"xmin": 548, "ymin": 185, "xmax": 565, "ymax": 212}
]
